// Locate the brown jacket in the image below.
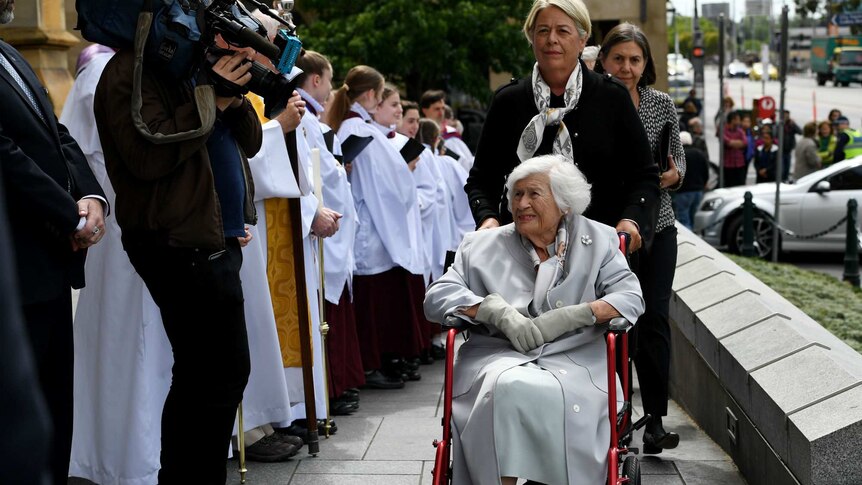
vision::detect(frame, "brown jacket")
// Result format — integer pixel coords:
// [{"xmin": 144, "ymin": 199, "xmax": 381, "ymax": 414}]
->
[{"xmin": 94, "ymin": 49, "xmax": 261, "ymax": 250}]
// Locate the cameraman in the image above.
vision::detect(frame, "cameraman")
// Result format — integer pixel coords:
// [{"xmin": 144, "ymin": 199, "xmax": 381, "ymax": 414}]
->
[{"xmin": 93, "ymin": 45, "xmax": 262, "ymax": 484}]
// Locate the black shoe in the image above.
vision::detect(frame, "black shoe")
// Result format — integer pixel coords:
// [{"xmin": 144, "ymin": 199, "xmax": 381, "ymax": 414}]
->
[
  {"xmin": 642, "ymin": 428, "xmax": 680, "ymax": 454},
  {"xmin": 430, "ymin": 344, "xmax": 446, "ymax": 360},
  {"xmin": 418, "ymin": 349, "xmax": 435, "ymax": 365},
  {"xmin": 402, "ymin": 359, "xmax": 422, "ymax": 381},
  {"xmin": 242, "ymin": 433, "xmax": 299, "ymax": 462},
  {"xmin": 279, "ymin": 419, "xmax": 338, "ymax": 443},
  {"xmin": 272, "ymin": 431, "xmax": 304, "ymax": 448},
  {"xmin": 330, "ymin": 398, "xmax": 359, "ymax": 416},
  {"xmin": 338, "ymin": 390, "xmax": 359, "ymax": 404},
  {"xmin": 363, "ymin": 370, "xmax": 405, "ymax": 389}
]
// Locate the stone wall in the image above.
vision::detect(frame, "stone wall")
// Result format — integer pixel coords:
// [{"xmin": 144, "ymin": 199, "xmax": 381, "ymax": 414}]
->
[{"xmin": 669, "ymin": 225, "xmax": 862, "ymax": 485}]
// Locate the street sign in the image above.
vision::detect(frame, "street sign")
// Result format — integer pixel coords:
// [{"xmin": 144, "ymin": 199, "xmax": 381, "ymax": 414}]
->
[
  {"xmin": 757, "ymin": 96, "xmax": 776, "ymax": 120},
  {"xmin": 832, "ymin": 12, "xmax": 862, "ymax": 26}
]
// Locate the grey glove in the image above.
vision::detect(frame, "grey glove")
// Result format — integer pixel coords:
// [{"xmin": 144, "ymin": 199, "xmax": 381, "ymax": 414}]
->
[
  {"xmin": 475, "ymin": 294, "xmax": 545, "ymax": 353},
  {"xmin": 532, "ymin": 302, "xmax": 596, "ymax": 342}
]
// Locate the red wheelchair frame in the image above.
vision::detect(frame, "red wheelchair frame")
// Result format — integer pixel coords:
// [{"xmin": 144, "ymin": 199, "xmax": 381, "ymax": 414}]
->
[{"xmin": 431, "ymin": 234, "xmax": 647, "ymax": 485}]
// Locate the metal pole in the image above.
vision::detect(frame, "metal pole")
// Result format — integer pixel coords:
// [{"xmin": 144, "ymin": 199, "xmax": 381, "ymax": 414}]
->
[
  {"xmin": 772, "ymin": 5, "xmax": 789, "ymax": 263},
  {"xmin": 844, "ymin": 199, "xmax": 860, "ymax": 287},
  {"xmin": 673, "ymin": 6, "xmax": 679, "ymax": 59},
  {"xmin": 719, "ymin": 14, "xmax": 726, "ymax": 189},
  {"xmin": 318, "ymin": 237, "xmax": 332, "ymax": 437},
  {"xmin": 237, "ymin": 403, "xmax": 247, "ymax": 483},
  {"xmin": 693, "ymin": 0, "xmax": 705, "ymax": 127},
  {"xmin": 743, "ymin": 192, "xmax": 756, "ymax": 257}
]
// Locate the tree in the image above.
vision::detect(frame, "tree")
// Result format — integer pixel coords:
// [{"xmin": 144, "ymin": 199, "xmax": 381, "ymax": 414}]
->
[{"xmin": 295, "ymin": 0, "xmax": 535, "ymax": 102}]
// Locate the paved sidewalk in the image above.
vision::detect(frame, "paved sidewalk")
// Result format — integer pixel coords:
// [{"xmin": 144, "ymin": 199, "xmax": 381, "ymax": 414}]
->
[
  {"xmin": 68, "ymin": 337, "xmax": 747, "ymax": 485},
  {"xmin": 219, "ymin": 351, "xmax": 747, "ymax": 485}
]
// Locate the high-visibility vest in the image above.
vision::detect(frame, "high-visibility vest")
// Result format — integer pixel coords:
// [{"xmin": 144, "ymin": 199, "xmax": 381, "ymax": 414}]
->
[{"xmin": 842, "ymin": 128, "xmax": 862, "ymax": 160}]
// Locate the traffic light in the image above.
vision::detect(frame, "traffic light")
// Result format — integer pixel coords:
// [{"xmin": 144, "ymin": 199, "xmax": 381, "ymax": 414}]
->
[{"xmin": 693, "ymin": 46, "xmax": 705, "ymax": 58}]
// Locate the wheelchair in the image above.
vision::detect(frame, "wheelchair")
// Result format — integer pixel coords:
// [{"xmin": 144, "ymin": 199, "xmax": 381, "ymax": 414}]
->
[{"xmin": 431, "ymin": 234, "xmax": 648, "ymax": 485}]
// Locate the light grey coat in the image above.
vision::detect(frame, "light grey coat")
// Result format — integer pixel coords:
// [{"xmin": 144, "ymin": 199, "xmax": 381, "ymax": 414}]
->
[{"xmin": 424, "ymin": 214, "xmax": 645, "ymax": 485}]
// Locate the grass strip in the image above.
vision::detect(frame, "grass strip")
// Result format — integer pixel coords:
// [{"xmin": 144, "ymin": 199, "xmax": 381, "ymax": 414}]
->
[{"xmin": 726, "ymin": 254, "xmax": 862, "ymax": 354}]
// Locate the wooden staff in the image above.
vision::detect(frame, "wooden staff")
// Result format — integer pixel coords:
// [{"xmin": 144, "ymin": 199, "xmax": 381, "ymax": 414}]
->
[
  {"xmin": 311, "ymin": 148, "xmax": 333, "ymax": 437},
  {"xmin": 285, "ymin": 129, "xmax": 320, "ymax": 455}
]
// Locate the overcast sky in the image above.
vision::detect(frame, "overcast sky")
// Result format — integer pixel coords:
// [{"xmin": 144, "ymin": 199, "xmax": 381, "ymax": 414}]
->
[{"xmin": 671, "ymin": 0, "xmax": 789, "ymax": 22}]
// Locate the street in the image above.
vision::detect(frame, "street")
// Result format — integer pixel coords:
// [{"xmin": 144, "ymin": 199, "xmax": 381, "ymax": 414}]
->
[{"xmin": 699, "ymin": 65, "xmax": 857, "ymax": 279}]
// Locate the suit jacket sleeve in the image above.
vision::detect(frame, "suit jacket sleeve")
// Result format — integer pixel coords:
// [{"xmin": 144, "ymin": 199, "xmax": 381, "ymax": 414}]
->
[
  {"xmin": 424, "ymin": 232, "xmax": 485, "ymax": 325},
  {"xmin": 0, "ymin": 118, "xmax": 80, "ymax": 234},
  {"xmin": 57, "ymin": 120, "xmax": 107, "ymax": 207}
]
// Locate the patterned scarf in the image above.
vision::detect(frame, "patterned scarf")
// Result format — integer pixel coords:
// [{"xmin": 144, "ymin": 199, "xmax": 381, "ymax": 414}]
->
[
  {"xmin": 517, "ymin": 62, "xmax": 583, "ymax": 162},
  {"xmin": 523, "ymin": 218, "xmax": 569, "ymax": 316}
]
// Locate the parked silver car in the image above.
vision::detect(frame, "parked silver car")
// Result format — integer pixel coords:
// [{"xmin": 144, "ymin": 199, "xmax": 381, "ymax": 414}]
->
[{"xmin": 694, "ymin": 157, "xmax": 862, "ymax": 258}]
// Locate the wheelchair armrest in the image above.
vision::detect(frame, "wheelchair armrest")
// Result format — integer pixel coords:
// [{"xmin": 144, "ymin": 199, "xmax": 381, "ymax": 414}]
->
[
  {"xmin": 443, "ymin": 317, "xmax": 474, "ymax": 333},
  {"xmin": 607, "ymin": 317, "xmax": 632, "ymax": 333}
]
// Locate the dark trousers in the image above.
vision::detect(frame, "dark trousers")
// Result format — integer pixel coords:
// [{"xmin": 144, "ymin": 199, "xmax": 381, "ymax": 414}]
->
[
  {"xmin": 723, "ymin": 166, "xmax": 748, "ymax": 187},
  {"xmin": 22, "ymin": 291, "xmax": 73, "ymax": 485},
  {"xmin": 126, "ymin": 238, "xmax": 250, "ymax": 485},
  {"xmin": 632, "ymin": 226, "xmax": 677, "ymax": 418}
]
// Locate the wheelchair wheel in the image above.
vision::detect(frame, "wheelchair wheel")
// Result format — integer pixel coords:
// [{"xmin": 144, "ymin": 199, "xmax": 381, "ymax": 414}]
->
[{"xmin": 621, "ymin": 456, "xmax": 640, "ymax": 485}]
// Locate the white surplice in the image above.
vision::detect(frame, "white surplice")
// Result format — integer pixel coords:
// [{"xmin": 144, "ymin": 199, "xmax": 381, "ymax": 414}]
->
[
  {"xmin": 338, "ymin": 104, "xmax": 422, "ymax": 276},
  {"xmin": 298, "ymin": 98, "xmax": 356, "ymax": 304},
  {"xmin": 247, "ymin": 119, "xmax": 327, "ymax": 422},
  {"xmin": 442, "ymin": 128, "xmax": 475, "ymax": 172},
  {"xmin": 434, "ymin": 152, "xmax": 475, "ymax": 249}
]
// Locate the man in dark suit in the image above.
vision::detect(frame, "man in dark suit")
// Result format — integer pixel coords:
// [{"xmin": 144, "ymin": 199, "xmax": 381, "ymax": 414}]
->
[{"xmin": 0, "ymin": 2, "xmax": 107, "ymax": 483}]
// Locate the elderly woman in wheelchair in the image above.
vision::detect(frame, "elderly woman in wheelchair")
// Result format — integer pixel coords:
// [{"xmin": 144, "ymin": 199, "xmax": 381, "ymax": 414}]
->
[{"xmin": 424, "ymin": 155, "xmax": 645, "ymax": 485}]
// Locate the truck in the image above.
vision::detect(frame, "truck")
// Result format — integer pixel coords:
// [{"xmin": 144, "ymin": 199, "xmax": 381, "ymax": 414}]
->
[{"xmin": 811, "ymin": 36, "xmax": 862, "ymax": 86}]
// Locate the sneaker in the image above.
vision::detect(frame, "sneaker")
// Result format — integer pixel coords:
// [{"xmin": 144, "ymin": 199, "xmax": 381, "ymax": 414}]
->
[{"xmin": 242, "ymin": 433, "xmax": 299, "ymax": 462}]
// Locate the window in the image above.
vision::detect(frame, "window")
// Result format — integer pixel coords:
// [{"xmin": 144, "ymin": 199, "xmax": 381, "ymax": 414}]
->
[{"xmin": 828, "ymin": 166, "xmax": 862, "ymax": 191}]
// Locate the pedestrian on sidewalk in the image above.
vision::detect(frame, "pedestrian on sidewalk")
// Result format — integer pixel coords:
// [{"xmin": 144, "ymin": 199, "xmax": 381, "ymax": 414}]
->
[
  {"xmin": 780, "ymin": 110, "xmax": 801, "ymax": 182},
  {"xmin": 793, "ymin": 122, "xmax": 821, "ymax": 180},
  {"xmin": 722, "ymin": 111, "xmax": 748, "ymax": 187},
  {"xmin": 673, "ymin": 132, "xmax": 708, "ymax": 230},
  {"xmin": 754, "ymin": 131, "xmax": 780, "ymax": 183}
]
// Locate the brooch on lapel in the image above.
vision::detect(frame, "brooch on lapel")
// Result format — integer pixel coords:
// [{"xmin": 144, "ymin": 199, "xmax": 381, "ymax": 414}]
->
[{"xmin": 581, "ymin": 235, "xmax": 592, "ymax": 246}]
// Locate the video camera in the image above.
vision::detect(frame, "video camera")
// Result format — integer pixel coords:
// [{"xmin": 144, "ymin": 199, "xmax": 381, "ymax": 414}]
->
[{"xmin": 147, "ymin": 0, "xmax": 302, "ymax": 116}]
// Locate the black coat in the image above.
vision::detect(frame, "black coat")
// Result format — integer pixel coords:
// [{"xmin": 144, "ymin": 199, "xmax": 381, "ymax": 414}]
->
[
  {"xmin": 465, "ymin": 63, "xmax": 659, "ymax": 245},
  {"xmin": 0, "ymin": 40, "xmax": 105, "ymax": 304}
]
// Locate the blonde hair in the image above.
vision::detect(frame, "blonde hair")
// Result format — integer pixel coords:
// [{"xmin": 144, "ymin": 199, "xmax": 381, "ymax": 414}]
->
[
  {"xmin": 325, "ymin": 65, "xmax": 384, "ymax": 133},
  {"xmin": 523, "ymin": 0, "xmax": 591, "ymax": 45}
]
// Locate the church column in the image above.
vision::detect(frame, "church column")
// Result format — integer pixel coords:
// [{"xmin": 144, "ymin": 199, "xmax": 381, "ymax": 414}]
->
[{"xmin": 0, "ymin": 0, "xmax": 79, "ymax": 115}]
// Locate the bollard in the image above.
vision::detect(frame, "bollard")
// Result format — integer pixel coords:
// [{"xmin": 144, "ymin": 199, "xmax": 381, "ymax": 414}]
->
[
  {"xmin": 742, "ymin": 192, "xmax": 756, "ymax": 257},
  {"xmin": 844, "ymin": 199, "xmax": 860, "ymax": 287}
]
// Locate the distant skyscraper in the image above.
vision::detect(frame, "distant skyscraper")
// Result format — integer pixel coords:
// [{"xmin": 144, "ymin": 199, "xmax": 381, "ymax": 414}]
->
[
  {"xmin": 745, "ymin": 0, "xmax": 772, "ymax": 16},
  {"xmin": 702, "ymin": 2, "xmax": 730, "ymax": 20}
]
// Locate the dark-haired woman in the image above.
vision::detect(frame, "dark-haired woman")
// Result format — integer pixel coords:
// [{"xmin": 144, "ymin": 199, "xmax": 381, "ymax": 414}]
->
[{"xmin": 597, "ymin": 21, "xmax": 685, "ymax": 454}]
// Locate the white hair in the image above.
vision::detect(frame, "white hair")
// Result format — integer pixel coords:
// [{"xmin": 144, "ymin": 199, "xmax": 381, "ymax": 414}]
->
[
  {"xmin": 679, "ymin": 131, "xmax": 693, "ymax": 146},
  {"xmin": 506, "ymin": 154, "xmax": 591, "ymax": 215},
  {"xmin": 581, "ymin": 45, "xmax": 600, "ymax": 61}
]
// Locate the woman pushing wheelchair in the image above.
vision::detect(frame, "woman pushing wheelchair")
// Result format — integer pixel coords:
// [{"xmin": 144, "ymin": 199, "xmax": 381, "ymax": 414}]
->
[{"xmin": 424, "ymin": 155, "xmax": 645, "ymax": 485}]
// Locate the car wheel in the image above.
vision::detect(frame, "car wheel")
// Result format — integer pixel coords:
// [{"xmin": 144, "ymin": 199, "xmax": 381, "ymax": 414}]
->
[{"xmin": 726, "ymin": 212, "xmax": 778, "ymax": 259}]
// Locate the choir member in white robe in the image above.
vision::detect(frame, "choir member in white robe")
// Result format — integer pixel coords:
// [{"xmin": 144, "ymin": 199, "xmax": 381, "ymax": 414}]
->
[
  {"xmin": 416, "ymin": 119, "xmax": 475, "ymax": 252},
  {"xmin": 442, "ymin": 105, "xmax": 475, "ymax": 172},
  {"xmin": 424, "ymin": 155, "xmax": 644, "ymax": 485},
  {"xmin": 246, "ymin": 91, "xmax": 330, "ymax": 428},
  {"xmin": 295, "ymin": 49, "xmax": 366, "ymax": 405},
  {"xmin": 326, "ymin": 66, "xmax": 425, "ymax": 387},
  {"xmin": 65, "ymin": 47, "xmax": 173, "ymax": 485},
  {"xmin": 419, "ymin": 90, "xmax": 474, "ymax": 172}
]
